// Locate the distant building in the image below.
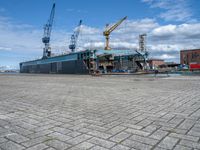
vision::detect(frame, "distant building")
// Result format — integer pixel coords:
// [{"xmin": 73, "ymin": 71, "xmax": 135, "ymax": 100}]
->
[
  {"xmin": 159, "ymin": 62, "xmax": 180, "ymax": 69},
  {"xmin": 147, "ymin": 59, "xmax": 165, "ymax": 69},
  {"xmin": 180, "ymin": 49, "xmax": 200, "ymax": 65}
]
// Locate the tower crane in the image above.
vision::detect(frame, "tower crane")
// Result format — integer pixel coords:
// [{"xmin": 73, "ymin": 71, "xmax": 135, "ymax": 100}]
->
[
  {"xmin": 103, "ymin": 16, "xmax": 127, "ymax": 50},
  {"xmin": 42, "ymin": 3, "xmax": 55, "ymax": 58},
  {"xmin": 69, "ymin": 20, "xmax": 82, "ymax": 52}
]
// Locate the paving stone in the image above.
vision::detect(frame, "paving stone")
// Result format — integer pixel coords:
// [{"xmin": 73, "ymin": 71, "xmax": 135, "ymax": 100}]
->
[
  {"xmin": 187, "ymin": 129, "xmax": 200, "ymax": 137},
  {"xmin": 111, "ymin": 144, "xmax": 130, "ymax": 150},
  {"xmin": 125, "ymin": 128, "xmax": 150, "ymax": 136},
  {"xmin": 0, "ymin": 138, "xmax": 7, "ymax": 144},
  {"xmin": 90, "ymin": 145, "xmax": 109, "ymax": 150},
  {"xmin": 67, "ymin": 131, "xmax": 82, "ymax": 137},
  {"xmin": 88, "ymin": 137, "xmax": 116, "ymax": 149},
  {"xmin": 44, "ymin": 148, "xmax": 56, "ymax": 150},
  {"xmin": 66, "ymin": 134, "xmax": 92, "ymax": 145},
  {"xmin": 17, "ymin": 122, "xmax": 37, "ymax": 130},
  {"xmin": 78, "ymin": 127, "xmax": 92, "ymax": 134},
  {"xmin": 109, "ymin": 131, "xmax": 131, "ymax": 143},
  {"xmin": 0, "ymin": 141, "xmax": 25, "ymax": 150},
  {"xmin": 153, "ymin": 147, "xmax": 168, "ymax": 150},
  {"xmin": 69, "ymin": 142, "xmax": 94, "ymax": 150},
  {"xmin": 143, "ymin": 124, "xmax": 160, "ymax": 133},
  {"xmin": 51, "ymin": 127, "xmax": 71, "ymax": 135},
  {"xmin": 21, "ymin": 136, "xmax": 51, "ymax": 147},
  {"xmin": 129, "ymin": 134, "xmax": 158, "ymax": 146},
  {"xmin": 169, "ymin": 132, "xmax": 199, "ymax": 142},
  {"xmin": 178, "ymin": 119, "xmax": 196, "ymax": 130},
  {"xmin": 11, "ymin": 126, "xmax": 34, "ymax": 136},
  {"xmin": 107, "ymin": 126, "xmax": 126, "ymax": 135},
  {"xmin": 149, "ymin": 129, "xmax": 168, "ymax": 140},
  {"xmin": 27, "ymin": 130, "xmax": 54, "ymax": 139},
  {"xmin": 87, "ymin": 124, "xmax": 107, "ymax": 132},
  {"xmin": 157, "ymin": 136, "xmax": 179, "ymax": 149},
  {"xmin": 174, "ymin": 144, "xmax": 192, "ymax": 150},
  {"xmin": 45, "ymin": 139, "xmax": 71, "ymax": 150},
  {"xmin": 26, "ymin": 143, "xmax": 48, "ymax": 150},
  {"xmin": 136, "ymin": 119, "xmax": 153, "ymax": 127},
  {"xmin": 122, "ymin": 139, "xmax": 152, "ymax": 150},
  {"xmin": 179, "ymin": 139, "xmax": 200, "ymax": 149},
  {"xmin": 47, "ymin": 132, "xmax": 72, "ymax": 141},
  {"xmin": 87, "ymin": 130, "xmax": 112, "ymax": 139},
  {"xmin": 5, "ymin": 133, "xmax": 29, "ymax": 143},
  {"xmin": 122, "ymin": 123, "xmax": 143, "ymax": 130}
]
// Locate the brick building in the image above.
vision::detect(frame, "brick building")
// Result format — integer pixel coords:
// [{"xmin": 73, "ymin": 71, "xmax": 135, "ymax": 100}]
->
[
  {"xmin": 147, "ymin": 59, "xmax": 165, "ymax": 69},
  {"xmin": 180, "ymin": 49, "xmax": 200, "ymax": 65}
]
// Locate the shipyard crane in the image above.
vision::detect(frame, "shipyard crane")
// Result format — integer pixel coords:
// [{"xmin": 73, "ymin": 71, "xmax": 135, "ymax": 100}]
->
[
  {"xmin": 103, "ymin": 16, "xmax": 127, "ymax": 50},
  {"xmin": 69, "ymin": 20, "xmax": 82, "ymax": 52},
  {"xmin": 42, "ymin": 3, "xmax": 55, "ymax": 58}
]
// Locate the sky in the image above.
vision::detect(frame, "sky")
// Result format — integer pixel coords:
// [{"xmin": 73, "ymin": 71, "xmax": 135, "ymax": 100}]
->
[{"xmin": 0, "ymin": 0, "xmax": 200, "ymax": 69}]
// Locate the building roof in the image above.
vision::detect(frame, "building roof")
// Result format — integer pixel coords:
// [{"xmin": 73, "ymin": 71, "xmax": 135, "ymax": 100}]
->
[
  {"xmin": 180, "ymin": 48, "xmax": 200, "ymax": 52},
  {"xmin": 148, "ymin": 58, "xmax": 164, "ymax": 61}
]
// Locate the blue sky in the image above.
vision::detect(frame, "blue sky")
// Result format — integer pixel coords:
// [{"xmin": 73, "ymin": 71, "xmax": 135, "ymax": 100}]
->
[{"xmin": 0, "ymin": 0, "xmax": 200, "ymax": 69}]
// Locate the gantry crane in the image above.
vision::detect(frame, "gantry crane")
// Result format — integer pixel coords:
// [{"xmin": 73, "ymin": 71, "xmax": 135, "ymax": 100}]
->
[
  {"xmin": 69, "ymin": 20, "xmax": 82, "ymax": 52},
  {"xmin": 42, "ymin": 3, "xmax": 55, "ymax": 58},
  {"xmin": 103, "ymin": 16, "xmax": 127, "ymax": 50}
]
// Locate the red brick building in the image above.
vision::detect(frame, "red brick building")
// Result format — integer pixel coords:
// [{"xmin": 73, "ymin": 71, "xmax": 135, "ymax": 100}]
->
[
  {"xmin": 180, "ymin": 49, "xmax": 200, "ymax": 65},
  {"xmin": 147, "ymin": 59, "xmax": 165, "ymax": 69}
]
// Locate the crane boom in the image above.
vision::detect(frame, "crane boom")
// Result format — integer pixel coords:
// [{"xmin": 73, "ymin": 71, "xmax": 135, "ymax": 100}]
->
[
  {"xmin": 42, "ymin": 3, "xmax": 55, "ymax": 58},
  {"xmin": 103, "ymin": 16, "xmax": 127, "ymax": 50},
  {"xmin": 69, "ymin": 20, "xmax": 82, "ymax": 52},
  {"xmin": 106, "ymin": 16, "xmax": 127, "ymax": 33}
]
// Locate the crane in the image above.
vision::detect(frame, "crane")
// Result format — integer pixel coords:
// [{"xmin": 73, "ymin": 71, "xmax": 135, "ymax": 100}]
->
[
  {"xmin": 69, "ymin": 20, "xmax": 82, "ymax": 52},
  {"xmin": 42, "ymin": 3, "xmax": 55, "ymax": 58},
  {"xmin": 103, "ymin": 16, "xmax": 127, "ymax": 50}
]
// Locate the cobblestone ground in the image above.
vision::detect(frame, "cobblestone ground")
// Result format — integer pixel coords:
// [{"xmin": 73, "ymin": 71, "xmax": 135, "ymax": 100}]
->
[{"xmin": 0, "ymin": 74, "xmax": 200, "ymax": 150}]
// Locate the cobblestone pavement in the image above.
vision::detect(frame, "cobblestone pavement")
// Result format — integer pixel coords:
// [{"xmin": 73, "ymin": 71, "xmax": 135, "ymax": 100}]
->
[{"xmin": 0, "ymin": 74, "xmax": 200, "ymax": 150}]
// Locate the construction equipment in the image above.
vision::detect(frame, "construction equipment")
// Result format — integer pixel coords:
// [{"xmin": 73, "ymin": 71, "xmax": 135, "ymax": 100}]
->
[
  {"xmin": 42, "ymin": 3, "xmax": 55, "ymax": 58},
  {"xmin": 103, "ymin": 16, "xmax": 127, "ymax": 50},
  {"xmin": 139, "ymin": 34, "xmax": 147, "ymax": 52},
  {"xmin": 69, "ymin": 20, "xmax": 82, "ymax": 52}
]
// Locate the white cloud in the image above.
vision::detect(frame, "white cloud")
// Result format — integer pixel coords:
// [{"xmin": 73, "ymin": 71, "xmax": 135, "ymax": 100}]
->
[
  {"xmin": 80, "ymin": 25, "xmax": 101, "ymax": 35},
  {"xmin": 151, "ymin": 24, "xmax": 176, "ymax": 37},
  {"xmin": 152, "ymin": 54, "xmax": 176, "ymax": 60},
  {"xmin": 142, "ymin": 0, "xmax": 194, "ymax": 22},
  {"xmin": 151, "ymin": 23, "xmax": 200, "ymax": 40},
  {"xmin": 160, "ymin": 54, "xmax": 176, "ymax": 59},
  {"xmin": 0, "ymin": 65, "xmax": 18, "ymax": 70},
  {"xmin": 0, "ymin": 46, "xmax": 12, "ymax": 51},
  {"xmin": 115, "ymin": 18, "xmax": 159, "ymax": 34}
]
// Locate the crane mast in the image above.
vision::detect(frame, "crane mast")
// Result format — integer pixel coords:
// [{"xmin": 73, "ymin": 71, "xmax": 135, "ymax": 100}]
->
[
  {"xmin": 42, "ymin": 3, "xmax": 55, "ymax": 58},
  {"xmin": 69, "ymin": 20, "xmax": 82, "ymax": 53},
  {"xmin": 103, "ymin": 16, "xmax": 127, "ymax": 50}
]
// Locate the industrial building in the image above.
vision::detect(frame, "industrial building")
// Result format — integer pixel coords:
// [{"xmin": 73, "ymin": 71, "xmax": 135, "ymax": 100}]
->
[
  {"xmin": 20, "ymin": 49, "xmax": 146, "ymax": 74},
  {"xmin": 20, "ymin": 3, "xmax": 148, "ymax": 74}
]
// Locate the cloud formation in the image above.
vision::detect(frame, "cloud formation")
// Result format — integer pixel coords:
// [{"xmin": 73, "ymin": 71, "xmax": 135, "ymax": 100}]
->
[{"xmin": 142, "ymin": 0, "xmax": 194, "ymax": 22}]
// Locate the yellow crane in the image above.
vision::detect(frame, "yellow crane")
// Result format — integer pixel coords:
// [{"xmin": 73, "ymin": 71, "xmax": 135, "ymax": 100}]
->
[{"xmin": 103, "ymin": 16, "xmax": 127, "ymax": 50}]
